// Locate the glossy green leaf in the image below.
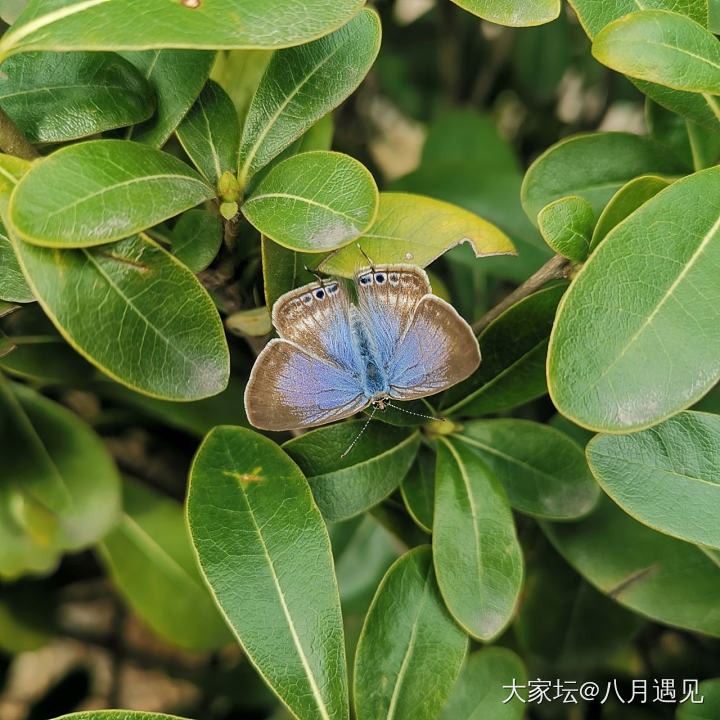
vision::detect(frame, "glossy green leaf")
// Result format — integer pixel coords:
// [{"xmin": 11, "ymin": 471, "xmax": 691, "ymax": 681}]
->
[
  {"xmin": 13, "ymin": 233, "xmax": 229, "ymax": 400},
  {"xmin": 521, "ymin": 132, "xmax": 686, "ymax": 223},
  {"xmin": 0, "ymin": 377, "xmax": 121, "ymax": 579},
  {"xmin": 188, "ymin": 426, "xmax": 349, "ymax": 720},
  {"xmin": 176, "ymin": 80, "xmax": 240, "ymax": 187},
  {"xmin": 677, "ymin": 679, "xmax": 720, "ymax": 719},
  {"xmin": 0, "ymin": 224, "xmax": 32, "ymax": 302},
  {"xmin": 569, "ymin": 0, "xmax": 709, "ymax": 38},
  {"xmin": 515, "ymin": 537, "xmax": 644, "ymax": 668},
  {"xmin": 587, "ymin": 411, "xmax": 720, "ymax": 549},
  {"xmin": 455, "ymin": 419, "xmax": 600, "ymax": 519},
  {"xmin": 450, "ymin": 0, "xmax": 560, "ymax": 26},
  {"xmin": 99, "ymin": 477, "xmax": 231, "ymax": 652},
  {"xmin": 170, "ymin": 208, "xmax": 222, "ymax": 273},
  {"xmin": 50, "ymin": 714, "xmax": 191, "ymax": 720},
  {"xmin": 434, "ymin": 437, "xmax": 523, "ymax": 640},
  {"xmin": 593, "ymin": 10, "xmax": 720, "ymax": 94},
  {"xmin": 537, "ymin": 195, "xmax": 594, "ymax": 261},
  {"xmin": 548, "ymin": 167, "xmax": 720, "ymax": 431},
  {"xmin": 262, "ymin": 236, "xmax": 327, "ymax": 309},
  {"xmin": 319, "ymin": 192, "xmax": 515, "ymax": 278},
  {"xmin": 284, "ymin": 421, "xmax": 420, "ymax": 521},
  {"xmin": 238, "ymin": 8, "xmax": 381, "ymax": 182},
  {"xmin": 243, "ymin": 151, "xmax": 379, "ymax": 252},
  {"xmin": 400, "ymin": 446, "xmax": 435, "ymax": 533},
  {"xmin": 353, "ymin": 546, "xmax": 467, "ymax": 720},
  {"xmin": 0, "ymin": 153, "xmax": 30, "ymax": 214},
  {"xmin": 437, "ymin": 648, "xmax": 527, "ymax": 720},
  {"xmin": 441, "ymin": 284, "xmax": 566, "ymax": 416},
  {"xmin": 0, "ymin": 0, "xmax": 366, "ymax": 58},
  {"xmin": 0, "ymin": 50, "xmax": 154, "ymax": 142},
  {"xmin": 543, "ymin": 496, "xmax": 720, "ymax": 637},
  {"xmin": 121, "ymin": 49, "xmax": 215, "ymax": 148},
  {"xmin": 590, "ymin": 174, "xmax": 670, "ymax": 249},
  {"xmin": 9, "ymin": 140, "xmax": 214, "ymax": 248}
]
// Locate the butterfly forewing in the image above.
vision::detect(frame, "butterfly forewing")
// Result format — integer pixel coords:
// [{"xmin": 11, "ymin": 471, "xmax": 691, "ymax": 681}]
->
[{"xmin": 244, "ymin": 339, "xmax": 367, "ymax": 430}]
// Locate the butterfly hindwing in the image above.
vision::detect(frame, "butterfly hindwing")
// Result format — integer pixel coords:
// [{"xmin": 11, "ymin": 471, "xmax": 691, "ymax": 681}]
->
[
  {"xmin": 244, "ymin": 339, "xmax": 367, "ymax": 430},
  {"xmin": 387, "ymin": 294, "xmax": 481, "ymax": 400}
]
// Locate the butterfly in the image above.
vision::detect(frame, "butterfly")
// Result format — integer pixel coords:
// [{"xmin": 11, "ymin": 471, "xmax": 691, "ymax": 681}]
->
[{"xmin": 244, "ymin": 264, "xmax": 481, "ymax": 431}]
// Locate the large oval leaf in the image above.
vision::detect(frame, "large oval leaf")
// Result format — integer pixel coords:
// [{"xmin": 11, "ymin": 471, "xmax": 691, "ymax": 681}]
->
[
  {"xmin": 353, "ymin": 546, "xmax": 467, "ymax": 720},
  {"xmin": 239, "ymin": 9, "xmax": 381, "ymax": 182},
  {"xmin": 284, "ymin": 421, "xmax": 419, "ymax": 521},
  {"xmin": 434, "ymin": 437, "xmax": 523, "ymax": 640},
  {"xmin": 0, "ymin": 224, "xmax": 32, "ymax": 302},
  {"xmin": 437, "ymin": 648, "xmax": 528, "ymax": 720},
  {"xmin": 521, "ymin": 132, "xmax": 686, "ymax": 223},
  {"xmin": 99, "ymin": 478, "xmax": 232, "ymax": 652},
  {"xmin": 9, "ymin": 140, "xmax": 214, "ymax": 248},
  {"xmin": 450, "ymin": 0, "xmax": 560, "ymax": 26},
  {"xmin": 0, "ymin": 0, "xmax": 366, "ymax": 58},
  {"xmin": 0, "ymin": 50, "xmax": 154, "ymax": 142},
  {"xmin": 243, "ymin": 151, "xmax": 378, "ymax": 252},
  {"xmin": 593, "ymin": 10, "xmax": 720, "ymax": 93},
  {"xmin": 548, "ymin": 167, "xmax": 720, "ymax": 431},
  {"xmin": 543, "ymin": 496, "xmax": 720, "ymax": 637},
  {"xmin": 188, "ymin": 426, "xmax": 349, "ymax": 720},
  {"xmin": 0, "ymin": 377, "xmax": 120, "ymax": 579},
  {"xmin": 440, "ymin": 284, "xmax": 566, "ymax": 416},
  {"xmin": 455, "ymin": 419, "xmax": 600, "ymax": 519},
  {"xmin": 13, "ymin": 233, "xmax": 229, "ymax": 401},
  {"xmin": 587, "ymin": 411, "xmax": 720, "ymax": 549},
  {"xmin": 319, "ymin": 192, "xmax": 514, "ymax": 278}
]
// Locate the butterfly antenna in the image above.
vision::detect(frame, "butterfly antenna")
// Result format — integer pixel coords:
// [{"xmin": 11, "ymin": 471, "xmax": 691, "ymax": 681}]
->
[
  {"xmin": 304, "ymin": 265, "xmax": 326, "ymax": 287},
  {"xmin": 341, "ymin": 406, "xmax": 377, "ymax": 458},
  {"xmin": 356, "ymin": 243, "xmax": 375, "ymax": 271},
  {"xmin": 385, "ymin": 401, "xmax": 445, "ymax": 422}
]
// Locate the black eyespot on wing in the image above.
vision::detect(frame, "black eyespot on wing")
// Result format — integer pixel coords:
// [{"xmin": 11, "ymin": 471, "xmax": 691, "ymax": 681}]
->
[
  {"xmin": 359, "ymin": 274, "xmax": 372, "ymax": 286},
  {"xmin": 326, "ymin": 283, "xmax": 339, "ymax": 295},
  {"xmin": 388, "ymin": 272, "xmax": 400, "ymax": 285},
  {"xmin": 375, "ymin": 272, "xmax": 386, "ymax": 284},
  {"xmin": 301, "ymin": 293, "xmax": 313, "ymax": 305},
  {"xmin": 314, "ymin": 288, "xmax": 325, "ymax": 300}
]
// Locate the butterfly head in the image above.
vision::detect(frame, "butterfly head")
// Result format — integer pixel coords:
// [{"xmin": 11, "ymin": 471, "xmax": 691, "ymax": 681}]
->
[{"xmin": 370, "ymin": 395, "xmax": 391, "ymax": 412}]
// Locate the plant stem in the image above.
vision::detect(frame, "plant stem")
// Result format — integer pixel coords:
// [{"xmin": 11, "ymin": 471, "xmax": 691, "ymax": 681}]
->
[
  {"xmin": 0, "ymin": 107, "xmax": 38, "ymax": 160},
  {"xmin": 472, "ymin": 253, "xmax": 571, "ymax": 334}
]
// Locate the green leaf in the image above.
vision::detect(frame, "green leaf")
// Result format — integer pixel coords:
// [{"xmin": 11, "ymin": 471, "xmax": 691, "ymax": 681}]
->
[
  {"xmin": 0, "ymin": 50, "xmax": 154, "ymax": 142},
  {"xmin": 677, "ymin": 679, "xmax": 720, "ymax": 719},
  {"xmin": 170, "ymin": 208, "xmax": 222, "ymax": 273},
  {"xmin": 400, "ymin": 446, "xmax": 435, "ymax": 533},
  {"xmin": 0, "ymin": 153, "xmax": 30, "ymax": 215},
  {"xmin": 537, "ymin": 195, "xmax": 594, "ymax": 261},
  {"xmin": 449, "ymin": 0, "xmax": 560, "ymax": 26},
  {"xmin": 0, "ymin": 377, "xmax": 120, "ymax": 579},
  {"xmin": 515, "ymin": 536, "xmax": 644, "ymax": 668},
  {"xmin": 121, "ymin": 50, "xmax": 215, "ymax": 148},
  {"xmin": 99, "ymin": 477, "xmax": 231, "ymax": 652},
  {"xmin": 521, "ymin": 132, "xmax": 686, "ymax": 223},
  {"xmin": 319, "ymin": 192, "xmax": 515, "ymax": 278},
  {"xmin": 568, "ymin": 0, "xmax": 709, "ymax": 39},
  {"xmin": 262, "ymin": 236, "xmax": 328, "ymax": 309},
  {"xmin": 48, "ymin": 714, "xmax": 191, "ymax": 720},
  {"xmin": 437, "ymin": 648, "xmax": 528, "ymax": 720},
  {"xmin": 0, "ymin": 223, "xmax": 32, "ymax": 302},
  {"xmin": 440, "ymin": 284, "xmax": 566, "ymax": 416},
  {"xmin": 454, "ymin": 419, "xmax": 600, "ymax": 519},
  {"xmin": 238, "ymin": 8, "xmax": 381, "ymax": 182},
  {"xmin": 0, "ymin": 581, "xmax": 56, "ymax": 653},
  {"xmin": 593, "ymin": 10, "xmax": 720, "ymax": 94},
  {"xmin": 13, "ymin": 233, "xmax": 229, "ymax": 401},
  {"xmin": 176, "ymin": 80, "xmax": 240, "ymax": 187},
  {"xmin": 548, "ymin": 167, "xmax": 720, "ymax": 431},
  {"xmin": 590, "ymin": 174, "xmax": 670, "ymax": 249},
  {"xmin": 587, "ymin": 411, "xmax": 720, "ymax": 549},
  {"xmin": 283, "ymin": 421, "xmax": 420, "ymax": 522},
  {"xmin": 187, "ymin": 426, "xmax": 349, "ymax": 720},
  {"xmin": 243, "ymin": 151, "xmax": 379, "ymax": 252},
  {"xmin": 353, "ymin": 546, "xmax": 467, "ymax": 720},
  {"xmin": 434, "ymin": 437, "xmax": 523, "ymax": 640},
  {"xmin": 0, "ymin": 0, "xmax": 366, "ymax": 58},
  {"xmin": 9, "ymin": 140, "xmax": 214, "ymax": 248},
  {"xmin": 542, "ymin": 496, "xmax": 720, "ymax": 637}
]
